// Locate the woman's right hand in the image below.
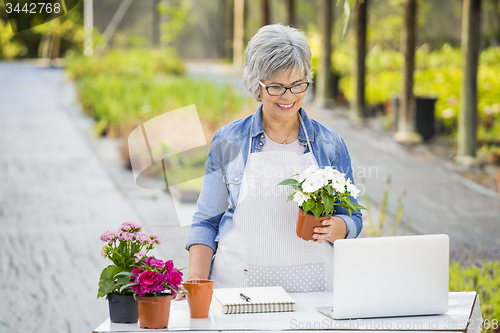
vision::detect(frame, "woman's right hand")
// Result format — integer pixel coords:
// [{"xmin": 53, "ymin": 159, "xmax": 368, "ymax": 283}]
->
[{"xmin": 175, "ymin": 292, "xmax": 185, "ymax": 301}]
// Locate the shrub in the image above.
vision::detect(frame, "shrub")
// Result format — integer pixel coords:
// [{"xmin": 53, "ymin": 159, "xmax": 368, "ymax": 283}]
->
[
  {"xmin": 449, "ymin": 256, "xmax": 500, "ymax": 333},
  {"xmin": 310, "ymin": 40, "xmax": 500, "ymax": 140}
]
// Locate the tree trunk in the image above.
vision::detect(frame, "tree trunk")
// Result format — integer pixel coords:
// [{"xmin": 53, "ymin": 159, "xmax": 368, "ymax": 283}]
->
[
  {"xmin": 315, "ymin": 0, "xmax": 334, "ymax": 107},
  {"xmin": 457, "ymin": 0, "xmax": 481, "ymax": 160},
  {"xmin": 260, "ymin": 0, "xmax": 270, "ymax": 27},
  {"xmin": 152, "ymin": 0, "xmax": 160, "ymax": 47},
  {"xmin": 354, "ymin": 0, "xmax": 368, "ymax": 120},
  {"xmin": 224, "ymin": 0, "xmax": 234, "ymax": 60},
  {"xmin": 233, "ymin": 0, "xmax": 244, "ymax": 67},
  {"xmin": 285, "ymin": 0, "xmax": 295, "ymax": 27},
  {"xmin": 394, "ymin": 0, "xmax": 422, "ymax": 144}
]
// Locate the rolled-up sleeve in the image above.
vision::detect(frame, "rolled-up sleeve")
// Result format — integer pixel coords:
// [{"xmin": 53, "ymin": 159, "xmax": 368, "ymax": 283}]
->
[
  {"xmin": 185, "ymin": 130, "xmax": 229, "ymax": 252},
  {"xmin": 332, "ymin": 138, "xmax": 363, "ymax": 239}
]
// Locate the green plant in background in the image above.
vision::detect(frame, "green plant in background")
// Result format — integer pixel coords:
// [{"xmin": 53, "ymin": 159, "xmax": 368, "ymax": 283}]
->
[
  {"xmin": 0, "ymin": 19, "xmax": 27, "ymax": 59},
  {"xmin": 361, "ymin": 176, "xmax": 408, "ymax": 237},
  {"xmin": 158, "ymin": 0, "xmax": 190, "ymax": 45},
  {"xmin": 449, "ymin": 257, "xmax": 500, "ymax": 333},
  {"xmin": 309, "ymin": 38, "xmax": 500, "ymax": 142},
  {"xmin": 65, "ymin": 48, "xmax": 185, "ymax": 80},
  {"xmin": 73, "ymin": 74, "xmax": 251, "ymax": 138}
]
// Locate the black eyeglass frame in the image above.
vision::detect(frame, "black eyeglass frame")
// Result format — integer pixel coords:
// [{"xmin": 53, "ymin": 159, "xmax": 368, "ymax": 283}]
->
[{"xmin": 259, "ymin": 80, "xmax": 310, "ymax": 96}]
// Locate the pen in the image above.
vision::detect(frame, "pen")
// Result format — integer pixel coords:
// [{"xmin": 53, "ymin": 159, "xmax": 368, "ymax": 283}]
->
[{"xmin": 240, "ymin": 293, "xmax": 251, "ymax": 302}]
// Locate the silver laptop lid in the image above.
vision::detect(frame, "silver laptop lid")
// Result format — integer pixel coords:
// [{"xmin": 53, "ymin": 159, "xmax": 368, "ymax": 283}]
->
[{"xmin": 332, "ymin": 234, "xmax": 449, "ymax": 319}]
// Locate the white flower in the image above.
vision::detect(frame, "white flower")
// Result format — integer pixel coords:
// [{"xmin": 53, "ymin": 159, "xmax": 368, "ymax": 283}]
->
[
  {"xmin": 302, "ymin": 176, "xmax": 324, "ymax": 193},
  {"xmin": 311, "ymin": 170, "xmax": 330, "ymax": 187},
  {"xmin": 297, "ymin": 165, "xmax": 320, "ymax": 182},
  {"xmin": 331, "ymin": 173, "xmax": 347, "ymax": 193},
  {"xmin": 323, "ymin": 166, "xmax": 341, "ymax": 180},
  {"xmin": 293, "ymin": 191, "xmax": 310, "ymax": 206},
  {"xmin": 346, "ymin": 179, "xmax": 360, "ymax": 199}
]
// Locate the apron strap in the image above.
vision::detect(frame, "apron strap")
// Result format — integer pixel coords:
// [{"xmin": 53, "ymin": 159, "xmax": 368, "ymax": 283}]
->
[
  {"xmin": 247, "ymin": 111, "xmax": 313, "ymax": 159},
  {"xmin": 298, "ymin": 113, "xmax": 313, "ymax": 155}
]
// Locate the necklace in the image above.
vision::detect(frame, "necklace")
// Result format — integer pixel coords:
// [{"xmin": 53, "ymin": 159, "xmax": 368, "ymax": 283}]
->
[{"xmin": 264, "ymin": 116, "xmax": 298, "ymax": 145}]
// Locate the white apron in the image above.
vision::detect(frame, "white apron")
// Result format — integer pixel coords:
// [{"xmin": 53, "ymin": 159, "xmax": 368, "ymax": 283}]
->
[{"xmin": 210, "ymin": 115, "xmax": 334, "ymax": 292}]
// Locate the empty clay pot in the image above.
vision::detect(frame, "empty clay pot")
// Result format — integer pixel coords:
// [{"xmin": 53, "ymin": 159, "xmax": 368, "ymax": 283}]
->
[
  {"xmin": 183, "ymin": 279, "xmax": 214, "ymax": 318},
  {"xmin": 296, "ymin": 208, "xmax": 330, "ymax": 241}
]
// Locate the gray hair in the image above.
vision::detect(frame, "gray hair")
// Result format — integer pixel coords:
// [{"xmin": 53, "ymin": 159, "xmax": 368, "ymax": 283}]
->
[{"xmin": 243, "ymin": 24, "xmax": 313, "ymax": 102}]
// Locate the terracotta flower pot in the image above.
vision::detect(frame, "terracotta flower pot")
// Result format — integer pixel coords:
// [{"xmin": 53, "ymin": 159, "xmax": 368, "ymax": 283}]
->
[
  {"xmin": 182, "ymin": 279, "xmax": 214, "ymax": 318},
  {"xmin": 296, "ymin": 208, "xmax": 330, "ymax": 241},
  {"xmin": 137, "ymin": 294, "xmax": 174, "ymax": 329}
]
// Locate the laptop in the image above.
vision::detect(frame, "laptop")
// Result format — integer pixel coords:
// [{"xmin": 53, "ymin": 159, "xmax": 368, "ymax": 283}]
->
[{"xmin": 317, "ymin": 234, "xmax": 449, "ymax": 319}]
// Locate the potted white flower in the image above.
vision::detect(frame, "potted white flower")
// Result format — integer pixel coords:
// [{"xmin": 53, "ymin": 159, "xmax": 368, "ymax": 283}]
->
[{"xmin": 278, "ymin": 165, "xmax": 367, "ymax": 241}]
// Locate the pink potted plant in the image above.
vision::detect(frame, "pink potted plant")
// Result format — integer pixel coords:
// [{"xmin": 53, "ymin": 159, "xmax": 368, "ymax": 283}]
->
[
  {"xmin": 97, "ymin": 221, "xmax": 161, "ymax": 323},
  {"xmin": 120, "ymin": 256, "xmax": 186, "ymax": 329}
]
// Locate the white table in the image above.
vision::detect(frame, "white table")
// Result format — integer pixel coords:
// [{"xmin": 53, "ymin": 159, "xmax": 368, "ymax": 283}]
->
[{"xmin": 93, "ymin": 292, "xmax": 482, "ymax": 333}]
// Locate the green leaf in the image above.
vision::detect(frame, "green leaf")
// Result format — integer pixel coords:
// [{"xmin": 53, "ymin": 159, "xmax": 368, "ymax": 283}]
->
[
  {"xmin": 351, "ymin": 202, "xmax": 368, "ymax": 210},
  {"xmin": 321, "ymin": 192, "xmax": 334, "ymax": 215},
  {"xmin": 302, "ymin": 199, "xmax": 314, "ymax": 215},
  {"xmin": 311, "ymin": 202, "xmax": 323, "ymax": 219},
  {"xmin": 277, "ymin": 179, "xmax": 299, "ymax": 187},
  {"xmin": 287, "ymin": 192, "xmax": 296, "ymax": 202},
  {"xmin": 97, "ymin": 265, "xmax": 121, "ymax": 298},
  {"xmin": 119, "ymin": 282, "xmax": 136, "ymax": 293}
]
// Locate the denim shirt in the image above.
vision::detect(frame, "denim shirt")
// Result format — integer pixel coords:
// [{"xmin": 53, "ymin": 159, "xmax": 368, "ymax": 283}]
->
[{"xmin": 185, "ymin": 105, "xmax": 363, "ymax": 253}]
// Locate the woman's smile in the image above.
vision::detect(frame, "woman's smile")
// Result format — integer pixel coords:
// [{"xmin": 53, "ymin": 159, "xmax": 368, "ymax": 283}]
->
[{"xmin": 275, "ymin": 101, "xmax": 296, "ymax": 110}]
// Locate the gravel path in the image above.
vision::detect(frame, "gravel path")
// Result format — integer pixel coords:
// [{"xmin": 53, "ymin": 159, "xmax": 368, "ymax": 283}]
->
[{"xmin": 0, "ymin": 62, "xmax": 189, "ymax": 333}]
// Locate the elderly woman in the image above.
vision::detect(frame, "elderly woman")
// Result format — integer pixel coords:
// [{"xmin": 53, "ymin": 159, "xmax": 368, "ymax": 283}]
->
[{"xmin": 181, "ymin": 24, "xmax": 362, "ymax": 295}]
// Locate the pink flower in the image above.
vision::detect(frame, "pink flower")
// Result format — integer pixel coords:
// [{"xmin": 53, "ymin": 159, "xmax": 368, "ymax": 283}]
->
[
  {"xmin": 101, "ymin": 245, "xmax": 107, "ymax": 258},
  {"xmin": 156, "ymin": 273, "xmax": 168, "ymax": 285},
  {"xmin": 120, "ymin": 221, "xmax": 142, "ymax": 232},
  {"xmin": 150, "ymin": 258, "xmax": 164, "ymax": 269},
  {"xmin": 134, "ymin": 251, "xmax": 146, "ymax": 263},
  {"xmin": 164, "ymin": 260, "xmax": 174, "ymax": 272},
  {"xmin": 149, "ymin": 233, "xmax": 162, "ymax": 245},
  {"xmin": 118, "ymin": 232, "xmax": 133, "ymax": 242},
  {"xmin": 131, "ymin": 267, "xmax": 143, "ymax": 276},
  {"xmin": 137, "ymin": 271, "xmax": 157, "ymax": 286},
  {"xmin": 99, "ymin": 230, "xmax": 118, "ymax": 243},
  {"xmin": 134, "ymin": 232, "xmax": 149, "ymax": 244},
  {"xmin": 167, "ymin": 269, "xmax": 183, "ymax": 289},
  {"xmin": 143, "ymin": 256, "xmax": 153, "ymax": 266}
]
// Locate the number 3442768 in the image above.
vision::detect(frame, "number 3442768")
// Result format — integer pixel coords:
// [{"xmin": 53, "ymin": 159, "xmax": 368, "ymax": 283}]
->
[{"xmin": 5, "ymin": 2, "xmax": 62, "ymax": 14}]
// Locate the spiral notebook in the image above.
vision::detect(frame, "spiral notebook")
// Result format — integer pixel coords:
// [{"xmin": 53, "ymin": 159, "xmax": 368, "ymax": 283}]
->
[{"xmin": 212, "ymin": 286, "xmax": 296, "ymax": 314}]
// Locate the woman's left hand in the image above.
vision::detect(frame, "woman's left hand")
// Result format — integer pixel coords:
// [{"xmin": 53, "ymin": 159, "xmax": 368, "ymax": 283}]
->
[{"xmin": 312, "ymin": 216, "xmax": 347, "ymax": 244}]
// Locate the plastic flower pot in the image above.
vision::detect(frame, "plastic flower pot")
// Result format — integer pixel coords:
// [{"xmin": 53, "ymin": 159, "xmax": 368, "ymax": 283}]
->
[
  {"xmin": 107, "ymin": 293, "xmax": 138, "ymax": 324},
  {"xmin": 182, "ymin": 279, "xmax": 214, "ymax": 318},
  {"xmin": 296, "ymin": 208, "xmax": 330, "ymax": 241},
  {"xmin": 137, "ymin": 294, "xmax": 174, "ymax": 329}
]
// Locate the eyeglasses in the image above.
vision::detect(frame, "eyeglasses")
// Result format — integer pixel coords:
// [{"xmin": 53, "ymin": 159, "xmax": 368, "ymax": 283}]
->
[{"xmin": 259, "ymin": 80, "xmax": 310, "ymax": 96}]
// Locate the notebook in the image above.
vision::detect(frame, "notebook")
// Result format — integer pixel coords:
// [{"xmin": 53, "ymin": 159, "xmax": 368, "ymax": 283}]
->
[{"xmin": 212, "ymin": 286, "xmax": 296, "ymax": 314}]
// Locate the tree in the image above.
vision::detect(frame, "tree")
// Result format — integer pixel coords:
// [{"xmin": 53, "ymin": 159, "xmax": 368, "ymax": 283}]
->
[
  {"xmin": 315, "ymin": 0, "xmax": 335, "ymax": 107},
  {"xmin": 353, "ymin": 0, "xmax": 368, "ymax": 121},
  {"xmin": 393, "ymin": 0, "xmax": 423, "ymax": 144},
  {"xmin": 285, "ymin": 0, "xmax": 295, "ymax": 27},
  {"xmin": 233, "ymin": 0, "xmax": 244, "ymax": 67},
  {"xmin": 260, "ymin": 0, "xmax": 270, "ymax": 27},
  {"xmin": 455, "ymin": 0, "xmax": 482, "ymax": 164}
]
